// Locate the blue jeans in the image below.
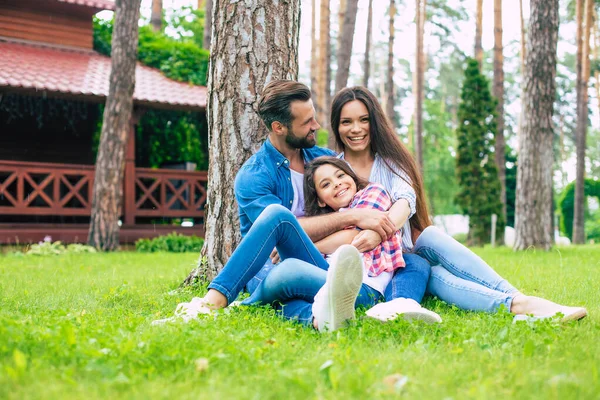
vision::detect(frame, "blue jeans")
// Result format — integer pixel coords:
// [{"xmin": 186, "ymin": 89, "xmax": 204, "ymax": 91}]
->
[
  {"xmin": 414, "ymin": 226, "xmax": 520, "ymax": 312},
  {"xmin": 208, "ymin": 204, "xmax": 328, "ymax": 304},
  {"xmin": 243, "ymin": 252, "xmax": 431, "ymax": 326}
]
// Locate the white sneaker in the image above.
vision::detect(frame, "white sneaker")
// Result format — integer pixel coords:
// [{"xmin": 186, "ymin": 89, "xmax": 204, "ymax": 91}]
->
[
  {"xmin": 312, "ymin": 245, "xmax": 363, "ymax": 332},
  {"xmin": 513, "ymin": 306, "xmax": 587, "ymax": 323},
  {"xmin": 174, "ymin": 297, "xmax": 213, "ymax": 322},
  {"xmin": 366, "ymin": 298, "xmax": 442, "ymax": 324}
]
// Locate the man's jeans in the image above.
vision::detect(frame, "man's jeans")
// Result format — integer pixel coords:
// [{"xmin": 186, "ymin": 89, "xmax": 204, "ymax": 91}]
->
[
  {"xmin": 415, "ymin": 226, "xmax": 520, "ymax": 312},
  {"xmin": 209, "ymin": 204, "xmax": 431, "ymax": 325}
]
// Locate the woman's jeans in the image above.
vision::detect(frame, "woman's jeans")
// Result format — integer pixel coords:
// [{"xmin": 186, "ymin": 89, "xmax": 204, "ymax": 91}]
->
[
  {"xmin": 208, "ymin": 204, "xmax": 431, "ymax": 325},
  {"xmin": 414, "ymin": 226, "xmax": 520, "ymax": 313}
]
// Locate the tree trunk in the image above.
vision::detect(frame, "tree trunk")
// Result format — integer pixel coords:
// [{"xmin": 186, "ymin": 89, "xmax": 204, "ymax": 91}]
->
[
  {"xmin": 414, "ymin": 0, "xmax": 426, "ymax": 171},
  {"xmin": 311, "ymin": 0, "xmax": 319, "ymax": 103},
  {"xmin": 88, "ymin": 0, "xmax": 141, "ymax": 250},
  {"xmin": 334, "ymin": 0, "xmax": 359, "ymax": 94},
  {"xmin": 363, "ymin": 0, "xmax": 373, "ymax": 88},
  {"xmin": 573, "ymin": 0, "xmax": 593, "ymax": 244},
  {"xmin": 203, "ymin": 0, "xmax": 213, "ymax": 50},
  {"xmin": 319, "ymin": 0, "xmax": 333, "ymax": 148},
  {"xmin": 493, "ymin": 0, "xmax": 506, "ymax": 224},
  {"xmin": 513, "ymin": 0, "xmax": 559, "ymax": 251},
  {"xmin": 386, "ymin": 0, "xmax": 396, "ymax": 124},
  {"xmin": 184, "ymin": 0, "xmax": 301, "ymax": 284},
  {"xmin": 151, "ymin": 0, "xmax": 162, "ymax": 32},
  {"xmin": 339, "ymin": 0, "xmax": 347, "ymax": 35},
  {"xmin": 519, "ymin": 0, "xmax": 526, "ymax": 71},
  {"xmin": 474, "ymin": 0, "xmax": 483, "ymax": 68}
]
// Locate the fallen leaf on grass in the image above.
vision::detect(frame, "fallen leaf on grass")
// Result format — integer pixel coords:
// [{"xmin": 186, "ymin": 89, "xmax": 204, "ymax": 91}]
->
[{"xmin": 195, "ymin": 358, "xmax": 209, "ymax": 372}]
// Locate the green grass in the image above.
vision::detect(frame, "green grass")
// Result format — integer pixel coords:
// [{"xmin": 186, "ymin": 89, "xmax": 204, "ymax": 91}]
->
[{"xmin": 1, "ymin": 247, "xmax": 599, "ymax": 399}]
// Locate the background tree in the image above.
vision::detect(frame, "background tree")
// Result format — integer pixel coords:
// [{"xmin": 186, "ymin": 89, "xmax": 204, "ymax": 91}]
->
[
  {"xmin": 493, "ymin": 0, "xmax": 506, "ymax": 224},
  {"xmin": 151, "ymin": 0, "xmax": 162, "ymax": 32},
  {"xmin": 414, "ymin": 0, "xmax": 426, "ymax": 170},
  {"xmin": 88, "ymin": 0, "xmax": 142, "ymax": 250},
  {"xmin": 455, "ymin": 58, "xmax": 505, "ymax": 245},
  {"xmin": 573, "ymin": 0, "xmax": 594, "ymax": 243},
  {"xmin": 201, "ymin": 0, "xmax": 212, "ymax": 50},
  {"xmin": 514, "ymin": 0, "xmax": 559, "ymax": 250},
  {"xmin": 385, "ymin": 0, "xmax": 396, "ymax": 123},
  {"xmin": 334, "ymin": 0, "xmax": 359, "ymax": 93},
  {"xmin": 311, "ymin": 0, "xmax": 318, "ymax": 103},
  {"xmin": 474, "ymin": 0, "xmax": 483, "ymax": 67},
  {"xmin": 363, "ymin": 0, "xmax": 373, "ymax": 88},
  {"xmin": 184, "ymin": 0, "xmax": 301, "ymax": 283}
]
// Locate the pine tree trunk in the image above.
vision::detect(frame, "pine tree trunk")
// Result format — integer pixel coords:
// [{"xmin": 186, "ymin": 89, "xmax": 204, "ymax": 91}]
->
[
  {"xmin": 151, "ymin": 0, "xmax": 162, "ymax": 32},
  {"xmin": 474, "ymin": 0, "xmax": 483, "ymax": 68},
  {"xmin": 493, "ymin": 0, "xmax": 506, "ymax": 224},
  {"xmin": 386, "ymin": 0, "xmax": 395, "ymax": 124},
  {"xmin": 414, "ymin": 0, "xmax": 426, "ymax": 171},
  {"xmin": 311, "ymin": 0, "xmax": 319, "ymax": 104},
  {"xmin": 183, "ymin": 0, "xmax": 301, "ymax": 284},
  {"xmin": 88, "ymin": 0, "xmax": 141, "ymax": 250},
  {"xmin": 203, "ymin": 0, "xmax": 213, "ymax": 50},
  {"xmin": 573, "ymin": 0, "xmax": 593, "ymax": 244},
  {"xmin": 513, "ymin": 0, "xmax": 559, "ymax": 251},
  {"xmin": 519, "ymin": 0, "xmax": 526, "ymax": 70},
  {"xmin": 319, "ymin": 0, "xmax": 333, "ymax": 148},
  {"xmin": 363, "ymin": 0, "xmax": 373, "ymax": 88},
  {"xmin": 334, "ymin": 0, "xmax": 359, "ymax": 94}
]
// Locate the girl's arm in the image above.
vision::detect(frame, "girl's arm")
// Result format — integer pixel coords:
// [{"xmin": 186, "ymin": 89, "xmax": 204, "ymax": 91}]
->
[{"xmin": 314, "ymin": 229, "xmax": 360, "ymax": 254}]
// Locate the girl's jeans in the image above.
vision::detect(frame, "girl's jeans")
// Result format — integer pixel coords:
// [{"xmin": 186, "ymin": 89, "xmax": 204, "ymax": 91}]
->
[
  {"xmin": 414, "ymin": 226, "xmax": 520, "ymax": 313},
  {"xmin": 208, "ymin": 204, "xmax": 431, "ymax": 325}
]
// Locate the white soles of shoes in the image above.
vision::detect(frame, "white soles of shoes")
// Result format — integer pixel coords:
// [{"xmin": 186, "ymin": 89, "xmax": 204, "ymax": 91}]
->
[
  {"xmin": 513, "ymin": 306, "xmax": 588, "ymax": 324},
  {"xmin": 366, "ymin": 297, "xmax": 443, "ymax": 324},
  {"xmin": 312, "ymin": 245, "xmax": 364, "ymax": 332},
  {"xmin": 151, "ymin": 296, "xmax": 213, "ymax": 326}
]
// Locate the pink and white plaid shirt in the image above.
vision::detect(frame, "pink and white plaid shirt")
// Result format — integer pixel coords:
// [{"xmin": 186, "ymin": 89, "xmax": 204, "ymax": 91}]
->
[{"xmin": 347, "ymin": 183, "xmax": 406, "ymax": 277}]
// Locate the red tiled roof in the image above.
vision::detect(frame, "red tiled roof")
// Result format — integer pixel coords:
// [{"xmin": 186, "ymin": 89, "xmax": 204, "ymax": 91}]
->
[
  {"xmin": 0, "ymin": 40, "xmax": 207, "ymax": 111},
  {"xmin": 57, "ymin": 0, "xmax": 115, "ymax": 11}
]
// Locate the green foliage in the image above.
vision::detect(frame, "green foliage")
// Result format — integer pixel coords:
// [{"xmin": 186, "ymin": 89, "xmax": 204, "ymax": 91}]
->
[
  {"xmin": 24, "ymin": 241, "xmax": 97, "ymax": 256},
  {"xmin": 92, "ymin": 15, "xmax": 209, "ymax": 170},
  {"xmin": 558, "ymin": 178, "xmax": 600, "ymax": 240},
  {"xmin": 505, "ymin": 146, "xmax": 517, "ymax": 227},
  {"xmin": 316, "ymin": 128, "xmax": 330, "ymax": 148},
  {"xmin": 135, "ymin": 232, "xmax": 204, "ymax": 253},
  {"xmin": 455, "ymin": 59, "xmax": 505, "ymax": 245},
  {"xmin": 422, "ymin": 99, "xmax": 461, "ymax": 215},
  {"xmin": 1, "ymin": 247, "xmax": 599, "ymax": 398}
]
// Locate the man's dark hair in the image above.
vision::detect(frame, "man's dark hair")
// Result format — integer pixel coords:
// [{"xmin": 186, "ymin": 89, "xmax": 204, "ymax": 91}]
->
[{"xmin": 258, "ymin": 80, "xmax": 311, "ymax": 131}]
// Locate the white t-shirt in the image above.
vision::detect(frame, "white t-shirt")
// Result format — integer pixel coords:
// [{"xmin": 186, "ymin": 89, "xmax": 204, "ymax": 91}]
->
[{"xmin": 290, "ymin": 169, "xmax": 305, "ymax": 218}]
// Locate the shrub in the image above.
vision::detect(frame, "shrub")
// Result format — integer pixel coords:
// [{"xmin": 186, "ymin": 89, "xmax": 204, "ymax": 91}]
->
[
  {"xmin": 135, "ymin": 233, "xmax": 204, "ymax": 253},
  {"xmin": 25, "ymin": 241, "xmax": 97, "ymax": 256}
]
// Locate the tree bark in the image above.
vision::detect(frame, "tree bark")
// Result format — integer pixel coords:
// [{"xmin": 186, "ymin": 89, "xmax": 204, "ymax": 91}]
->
[
  {"xmin": 573, "ymin": 0, "xmax": 593, "ymax": 244},
  {"xmin": 319, "ymin": 0, "xmax": 333, "ymax": 148},
  {"xmin": 474, "ymin": 0, "xmax": 483, "ymax": 68},
  {"xmin": 151, "ymin": 0, "xmax": 162, "ymax": 32},
  {"xmin": 513, "ymin": 0, "xmax": 559, "ymax": 251},
  {"xmin": 88, "ymin": 0, "xmax": 141, "ymax": 250},
  {"xmin": 334, "ymin": 0, "xmax": 359, "ymax": 94},
  {"xmin": 363, "ymin": 0, "xmax": 373, "ymax": 88},
  {"xmin": 519, "ymin": 0, "xmax": 526, "ymax": 71},
  {"xmin": 414, "ymin": 0, "xmax": 426, "ymax": 171},
  {"xmin": 386, "ymin": 0, "xmax": 396, "ymax": 124},
  {"xmin": 493, "ymin": 0, "xmax": 506, "ymax": 224},
  {"xmin": 203, "ymin": 0, "xmax": 213, "ymax": 50},
  {"xmin": 311, "ymin": 0, "xmax": 319, "ymax": 104},
  {"xmin": 184, "ymin": 0, "xmax": 301, "ymax": 283}
]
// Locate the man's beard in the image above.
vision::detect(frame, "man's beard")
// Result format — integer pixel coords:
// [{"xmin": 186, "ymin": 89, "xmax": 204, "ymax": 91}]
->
[{"xmin": 285, "ymin": 128, "xmax": 316, "ymax": 149}]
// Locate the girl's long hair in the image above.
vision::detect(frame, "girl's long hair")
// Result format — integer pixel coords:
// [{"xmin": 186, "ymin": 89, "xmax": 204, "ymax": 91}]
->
[
  {"xmin": 330, "ymin": 86, "xmax": 432, "ymax": 235},
  {"xmin": 303, "ymin": 156, "xmax": 368, "ymax": 217}
]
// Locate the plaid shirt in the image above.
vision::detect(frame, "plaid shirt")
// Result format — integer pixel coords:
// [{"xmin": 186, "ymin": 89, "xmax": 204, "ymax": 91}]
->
[{"xmin": 347, "ymin": 183, "xmax": 405, "ymax": 277}]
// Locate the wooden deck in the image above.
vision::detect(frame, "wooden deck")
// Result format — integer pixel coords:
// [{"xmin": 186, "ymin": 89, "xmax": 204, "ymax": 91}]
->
[{"xmin": 0, "ymin": 159, "xmax": 207, "ymax": 244}]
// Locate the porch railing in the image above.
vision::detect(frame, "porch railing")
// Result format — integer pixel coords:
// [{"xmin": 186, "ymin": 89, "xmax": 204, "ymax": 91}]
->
[{"xmin": 0, "ymin": 160, "xmax": 207, "ymax": 221}]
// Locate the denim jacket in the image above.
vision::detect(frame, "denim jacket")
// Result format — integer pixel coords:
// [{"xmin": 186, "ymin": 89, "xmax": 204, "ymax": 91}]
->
[{"xmin": 234, "ymin": 138, "xmax": 335, "ymax": 237}]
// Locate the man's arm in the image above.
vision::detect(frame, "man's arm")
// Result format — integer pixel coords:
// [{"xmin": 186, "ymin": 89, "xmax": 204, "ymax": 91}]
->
[
  {"xmin": 299, "ymin": 208, "xmax": 396, "ymax": 242},
  {"xmin": 351, "ymin": 199, "xmax": 411, "ymax": 252},
  {"xmin": 314, "ymin": 229, "xmax": 360, "ymax": 254}
]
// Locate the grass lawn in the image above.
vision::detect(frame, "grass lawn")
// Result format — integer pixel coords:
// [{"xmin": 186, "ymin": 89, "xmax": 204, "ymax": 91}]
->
[{"xmin": 1, "ymin": 246, "xmax": 599, "ymax": 399}]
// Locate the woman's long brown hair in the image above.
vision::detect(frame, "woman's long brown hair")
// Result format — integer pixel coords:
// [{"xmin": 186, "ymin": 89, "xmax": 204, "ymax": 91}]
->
[
  {"xmin": 303, "ymin": 156, "xmax": 368, "ymax": 217},
  {"xmin": 330, "ymin": 86, "xmax": 432, "ymax": 236}
]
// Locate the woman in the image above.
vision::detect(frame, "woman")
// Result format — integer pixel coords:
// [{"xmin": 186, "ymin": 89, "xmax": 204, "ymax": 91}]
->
[{"xmin": 329, "ymin": 86, "xmax": 587, "ymax": 321}]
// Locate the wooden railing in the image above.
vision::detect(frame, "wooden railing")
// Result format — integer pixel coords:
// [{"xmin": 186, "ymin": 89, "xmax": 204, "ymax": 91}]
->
[{"xmin": 0, "ymin": 160, "xmax": 207, "ymax": 221}]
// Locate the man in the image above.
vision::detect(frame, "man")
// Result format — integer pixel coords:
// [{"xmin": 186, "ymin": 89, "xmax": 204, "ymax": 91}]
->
[{"xmin": 182, "ymin": 80, "xmax": 437, "ymax": 331}]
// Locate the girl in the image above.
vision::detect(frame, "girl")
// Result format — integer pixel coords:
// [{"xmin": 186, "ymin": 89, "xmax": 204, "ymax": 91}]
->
[{"xmin": 329, "ymin": 86, "xmax": 587, "ymax": 321}]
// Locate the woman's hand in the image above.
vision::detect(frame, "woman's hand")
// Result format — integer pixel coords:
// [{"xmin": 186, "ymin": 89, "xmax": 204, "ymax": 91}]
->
[
  {"xmin": 351, "ymin": 209, "xmax": 396, "ymax": 240},
  {"xmin": 270, "ymin": 248, "xmax": 280, "ymax": 264},
  {"xmin": 351, "ymin": 230, "xmax": 382, "ymax": 252}
]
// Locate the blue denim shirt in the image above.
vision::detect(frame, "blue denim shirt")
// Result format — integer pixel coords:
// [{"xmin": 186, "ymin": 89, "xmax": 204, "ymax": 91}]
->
[{"xmin": 234, "ymin": 138, "xmax": 335, "ymax": 237}]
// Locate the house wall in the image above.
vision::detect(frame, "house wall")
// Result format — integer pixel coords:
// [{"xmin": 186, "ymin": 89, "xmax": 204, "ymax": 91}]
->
[{"xmin": 0, "ymin": 0, "xmax": 96, "ymax": 49}]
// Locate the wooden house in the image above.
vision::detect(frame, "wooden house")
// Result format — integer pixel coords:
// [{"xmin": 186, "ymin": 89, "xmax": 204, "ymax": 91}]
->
[{"xmin": 0, "ymin": 0, "xmax": 208, "ymax": 244}]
